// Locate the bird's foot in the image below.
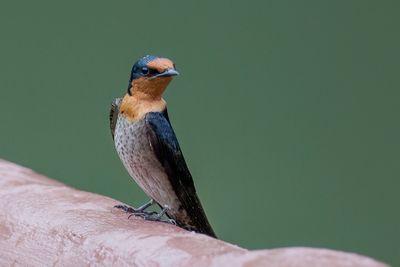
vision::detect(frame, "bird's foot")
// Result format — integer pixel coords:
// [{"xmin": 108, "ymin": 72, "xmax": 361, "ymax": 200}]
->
[
  {"xmin": 113, "ymin": 199, "xmax": 157, "ymax": 217},
  {"xmin": 113, "ymin": 204, "xmax": 135, "ymax": 213},
  {"xmin": 137, "ymin": 214, "xmax": 177, "ymax": 225},
  {"xmin": 135, "ymin": 207, "xmax": 177, "ymax": 225},
  {"xmin": 164, "ymin": 218, "xmax": 177, "ymax": 225},
  {"xmin": 114, "ymin": 202, "xmax": 176, "ymax": 225}
]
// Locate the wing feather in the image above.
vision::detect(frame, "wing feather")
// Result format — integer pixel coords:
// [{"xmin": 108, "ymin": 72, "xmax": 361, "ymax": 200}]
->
[
  {"xmin": 145, "ymin": 110, "xmax": 216, "ymax": 237},
  {"xmin": 109, "ymin": 98, "xmax": 122, "ymax": 140}
]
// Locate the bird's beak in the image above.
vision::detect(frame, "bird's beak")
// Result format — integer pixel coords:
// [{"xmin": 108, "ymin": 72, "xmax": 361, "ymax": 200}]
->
[{"xmin": 149, "ymin": 68, "xmax": 179, "ymax": 80}]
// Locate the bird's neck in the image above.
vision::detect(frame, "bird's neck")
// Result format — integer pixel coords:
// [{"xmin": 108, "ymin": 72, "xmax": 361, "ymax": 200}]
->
[
  {"xmin": 129, "ymin": 77, "xmax": 172, "ymax": 100},
  {"xmin": 119, "ymin": 93, "xmax": 166, "ymax": 122},
  {"xmin": 120, "ymin": 77, "xmax": 172, "ymax": 121}
]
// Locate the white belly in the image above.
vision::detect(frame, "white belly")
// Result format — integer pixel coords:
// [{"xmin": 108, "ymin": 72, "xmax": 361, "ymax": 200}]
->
[{"xmin": 114, "ymin": 115, "xmax": 180, "ymax": 210}]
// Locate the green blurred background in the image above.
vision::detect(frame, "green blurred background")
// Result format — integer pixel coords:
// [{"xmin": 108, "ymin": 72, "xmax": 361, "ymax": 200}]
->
[{"xmin": 0, "ymin": 1, "xmax": 399, "ymax": 265}]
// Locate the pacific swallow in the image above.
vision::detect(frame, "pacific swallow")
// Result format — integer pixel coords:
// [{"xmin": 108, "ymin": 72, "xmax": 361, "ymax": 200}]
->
[{"xmin": 110, "ymin": 55, "xmax": 216, "ymax": 238}]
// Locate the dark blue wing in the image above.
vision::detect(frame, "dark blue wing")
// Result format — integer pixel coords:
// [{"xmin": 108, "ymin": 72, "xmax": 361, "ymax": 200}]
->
[{"xmin": 145, "ymin": 110, "xmax": 216, "ymax": 237}]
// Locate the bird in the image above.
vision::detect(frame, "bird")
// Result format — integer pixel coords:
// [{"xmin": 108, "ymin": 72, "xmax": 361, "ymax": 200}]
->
[{"xmin": 110, "ymin": 55, "xmax": 216, "ymax": 238}]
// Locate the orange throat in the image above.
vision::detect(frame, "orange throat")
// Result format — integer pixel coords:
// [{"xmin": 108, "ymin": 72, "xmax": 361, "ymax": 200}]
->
[
  {"xmin": 120, "ymin": 77, "xmax": 171, "ymax": 121},
  {"xmin": 119, "ymin": 94, "xmax": 166, "ymax": 121}
]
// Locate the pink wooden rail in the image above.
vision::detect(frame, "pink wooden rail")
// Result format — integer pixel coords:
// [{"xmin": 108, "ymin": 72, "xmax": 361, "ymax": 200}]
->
[{"xmin": 0, "ymin": 160, "xmax": 388, "ymax": 267}]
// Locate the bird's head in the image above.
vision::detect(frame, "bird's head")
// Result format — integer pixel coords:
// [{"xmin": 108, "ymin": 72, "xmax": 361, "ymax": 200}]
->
[{"xmin": 127, "ymin": 55, "xmax": 179, "ymax": 99}]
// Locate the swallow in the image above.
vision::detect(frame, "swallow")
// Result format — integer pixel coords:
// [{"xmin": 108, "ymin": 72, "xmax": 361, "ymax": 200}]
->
[{"xmin": 110, "ymin": 55, "xmax": 216, "ymax": 238}]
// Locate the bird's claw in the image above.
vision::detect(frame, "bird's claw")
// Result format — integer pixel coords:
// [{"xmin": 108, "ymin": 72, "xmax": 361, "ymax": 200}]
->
[
  {"xmin": 134, "ymin": 212, "xmax": 177, "ymax": 225},
  {"xmin": 113, "ymin": 204, "xmax": 135, "ymax": 213},
  {"xmin": 127, "ymin": 211, "xmax": 158, "ymax": 219},
  {"xmin": 165, "ymin": 218, "xmax": 177, "ymax": 225},
  {"xmin": 113, "ymin": 202, "xmax": 176, "ymax": 226},
  {"xmin": 113, "ymin": 204, "xmax": 157, "ymax": 217}
]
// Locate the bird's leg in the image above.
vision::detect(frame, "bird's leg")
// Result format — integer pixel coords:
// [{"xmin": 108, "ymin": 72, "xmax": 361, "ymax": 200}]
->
[
  {"xmin": 136, "ymin": 199, "xmax": 155, "ymax": 212},
  {"xmin": 114, "ymin": 202, "xmax": 176, "ymax": 225},
  {"xmin": 139, "ymin": 207, "xmax": 177, "ymax": 225},
  {"xmin": 113, "ymin": 199, "xmax": 157, "ymax": 217}
]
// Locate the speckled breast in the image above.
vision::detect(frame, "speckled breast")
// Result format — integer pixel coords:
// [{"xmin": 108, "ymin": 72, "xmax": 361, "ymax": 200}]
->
[{"xmin": 114, "ymin": 114, "xmax": 180, "ymax": 210}]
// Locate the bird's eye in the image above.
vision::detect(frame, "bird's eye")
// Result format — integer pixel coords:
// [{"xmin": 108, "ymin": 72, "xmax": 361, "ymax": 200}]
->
[{"xmin": 141, "ymin": 66, "xmax": 149, "ymax": 75}]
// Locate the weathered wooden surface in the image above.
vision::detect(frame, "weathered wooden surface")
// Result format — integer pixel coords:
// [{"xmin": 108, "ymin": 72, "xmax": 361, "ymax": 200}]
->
[{"xmin": 0, "ymin": 160, "xmax": 389, "ymax": 267}]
